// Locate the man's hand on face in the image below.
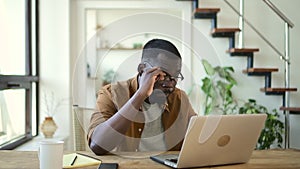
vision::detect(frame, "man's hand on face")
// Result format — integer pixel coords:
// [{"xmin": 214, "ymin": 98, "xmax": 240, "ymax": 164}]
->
[{"xmin": 137, "ymin": 66, "xmax": 165, "ymax": 99}]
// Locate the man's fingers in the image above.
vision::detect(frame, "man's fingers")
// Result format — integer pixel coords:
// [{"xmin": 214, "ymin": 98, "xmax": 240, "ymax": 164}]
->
[
  {"xmin": 151, "ymin": 69, "xmax": 166, "ymax": 81},
  {"xmin": 144, "ymin": 66, "xmax": 159, "ymax": 73},
  {"xmin": 144, "ymin": 67, "xmax": 164, "ymax": 77}
]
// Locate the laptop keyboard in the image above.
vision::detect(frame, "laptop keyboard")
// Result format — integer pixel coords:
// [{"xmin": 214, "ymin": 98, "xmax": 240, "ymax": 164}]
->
[{"xmin": 166, "ymin": 158, "xmax": 178, "ymax": 164}]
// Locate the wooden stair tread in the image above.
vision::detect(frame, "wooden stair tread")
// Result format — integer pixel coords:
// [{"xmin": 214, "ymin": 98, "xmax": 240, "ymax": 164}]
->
[
  {"xmin": 228, "ymin": 48, "xmax": 259, "ymax": 53},
  {"xmin": 243, "ymin": 68, "xmax": 279, "ymax": 73},
  {"xmin": 280, "ymin": 107, "xmax": 300, "ymax": 112},
  {"xmin": 194, "ymin": 8, "xmax": 221, "ymax": 21},
  {"xmin": 280, "ymin": 107, "xmax": 300, "ymax": 114},
  {"xmin": 194, "ymin": 8, "xmax": 220, "ymax": 14},
  {"xmin": 212, "ymin": 28, "xmax": 241, "ymax": 33},
  {"xmin": 260, "ymin": 88, "xmax": 297, "ymax": 92}
]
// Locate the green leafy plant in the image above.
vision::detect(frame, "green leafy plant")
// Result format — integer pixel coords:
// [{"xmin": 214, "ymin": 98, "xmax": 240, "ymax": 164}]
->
[
  {"xmin": 239, "ymin": 99, "xmax": 284, "ymax": 149},
  {"xmin": 201, "ymin": 59, "xmax": 237, "ymax": 115},
  {"xmin": 201, "ymin": 59, "xmax": 284, "ymax": 149}
]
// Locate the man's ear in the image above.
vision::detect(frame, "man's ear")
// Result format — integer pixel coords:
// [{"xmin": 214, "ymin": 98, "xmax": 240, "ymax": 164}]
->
[{"xmin": 137, "ymin": 63, "xmax": 145, "ymax": 75}]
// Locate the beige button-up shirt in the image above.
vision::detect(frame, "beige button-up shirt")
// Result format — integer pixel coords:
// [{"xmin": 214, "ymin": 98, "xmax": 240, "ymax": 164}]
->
[{"xmin": 87, "ymin": 76, "xmax": 196, "ymax": 152}]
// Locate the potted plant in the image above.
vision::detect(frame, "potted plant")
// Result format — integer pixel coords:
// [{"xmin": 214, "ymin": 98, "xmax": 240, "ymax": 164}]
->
[{"xmin": 200, "ymin": 59, "xmax": 284, "ymax": 149}]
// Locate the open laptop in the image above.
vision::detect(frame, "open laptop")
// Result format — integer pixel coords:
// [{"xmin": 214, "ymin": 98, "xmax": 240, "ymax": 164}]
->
[{"xmin": 150, "ymin": 114, "xmax": 267, "ymax": 168}]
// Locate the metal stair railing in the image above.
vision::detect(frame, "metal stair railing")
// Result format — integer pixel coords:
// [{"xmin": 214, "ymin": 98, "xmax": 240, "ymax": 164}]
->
[
  {"xmin": 222, "ymin": 0, "xmax": 294, "ymax": 149},
  {"xmin": 223, "ymin": 0, "xmax": 289, "ymax": 62},
  {"xmin": 263, "ymin": 0, "xmax": 294, "ymax": 149}
]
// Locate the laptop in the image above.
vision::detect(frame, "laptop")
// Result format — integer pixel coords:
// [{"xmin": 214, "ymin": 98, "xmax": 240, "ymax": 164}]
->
[{"xmin": 150, "ymin": 114, "xmax": 267, "ymax": 168}]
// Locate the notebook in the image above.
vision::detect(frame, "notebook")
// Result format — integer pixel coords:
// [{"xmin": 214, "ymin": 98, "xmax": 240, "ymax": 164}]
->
[
  {"xmin": 63, "ymin": 153, "xmax": 101, "ymax": 168},
  {"xmin": 150, "ymin": 114, "xmax": 267, "ymax": 168}
]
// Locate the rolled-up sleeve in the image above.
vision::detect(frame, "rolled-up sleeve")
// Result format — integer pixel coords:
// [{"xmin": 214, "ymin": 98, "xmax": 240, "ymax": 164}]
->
[{"xmin": 87, "ymin": 84, "xmax": 117, "ymax": 145}]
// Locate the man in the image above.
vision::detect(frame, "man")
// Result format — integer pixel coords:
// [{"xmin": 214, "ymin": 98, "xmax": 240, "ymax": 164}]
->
[{"xmin": 88, "ymin": 39, "xmax": 196, "ymax": 155}]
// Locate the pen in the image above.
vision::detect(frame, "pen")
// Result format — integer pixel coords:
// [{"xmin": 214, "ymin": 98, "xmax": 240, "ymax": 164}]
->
[
  {"xmin": 76, "ymin": 152, "xmax": 101, "ymax": 161},
  {"xmin": 70, "ymin": 155, "xmax": 77, "ymax": 166}
]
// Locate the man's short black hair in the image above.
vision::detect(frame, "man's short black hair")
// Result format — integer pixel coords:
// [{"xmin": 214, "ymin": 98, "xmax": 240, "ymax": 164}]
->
[{"xmin": 141, "ymin": 39, "xmax": 181, "ymax": 62}]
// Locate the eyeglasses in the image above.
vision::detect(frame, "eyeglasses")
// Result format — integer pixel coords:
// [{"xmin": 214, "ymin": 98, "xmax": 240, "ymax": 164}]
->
[{"xmin": 143, "ymin": 61, "xmax": 184, "ymax": 82}]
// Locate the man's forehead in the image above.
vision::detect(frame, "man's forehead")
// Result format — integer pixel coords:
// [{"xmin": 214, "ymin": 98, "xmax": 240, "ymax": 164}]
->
[{"xmin": 153, "ymin": 53, "xmax": 181, "ymax": 75}]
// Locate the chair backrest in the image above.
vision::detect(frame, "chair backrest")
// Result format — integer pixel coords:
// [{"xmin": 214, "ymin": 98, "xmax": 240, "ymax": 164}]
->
[{"xmin": 72, "ymin": 105, "xmax": 95, "ymax": 151}]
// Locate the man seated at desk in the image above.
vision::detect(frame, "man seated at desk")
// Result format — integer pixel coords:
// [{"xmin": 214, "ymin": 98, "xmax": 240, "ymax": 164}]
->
[{"xmin": 87, "ymin": 39, "xmax": 197, "ymax": 155}]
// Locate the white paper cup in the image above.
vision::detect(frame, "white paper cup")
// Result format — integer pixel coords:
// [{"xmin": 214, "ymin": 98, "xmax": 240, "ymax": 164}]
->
[{"xmin": 39, "ymin": 140, "xmax": 64, "ymax": 169}]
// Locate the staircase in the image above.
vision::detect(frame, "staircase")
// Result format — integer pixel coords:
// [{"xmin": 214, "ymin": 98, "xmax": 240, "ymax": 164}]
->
[{"xmin": 177, "ymin": 0, "xmax": 299, "ymax": 148}]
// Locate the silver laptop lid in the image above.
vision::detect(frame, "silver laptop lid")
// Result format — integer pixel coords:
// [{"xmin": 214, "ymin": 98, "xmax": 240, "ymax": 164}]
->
[{"xmin": 177, "ymin": 114, "xmax": 267, "ymax": 168}]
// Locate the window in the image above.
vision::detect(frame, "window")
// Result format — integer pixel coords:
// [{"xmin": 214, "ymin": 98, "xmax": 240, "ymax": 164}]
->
[{"xmin": 0, "ymin": 0, "xmax": 39, "ymax": 149}]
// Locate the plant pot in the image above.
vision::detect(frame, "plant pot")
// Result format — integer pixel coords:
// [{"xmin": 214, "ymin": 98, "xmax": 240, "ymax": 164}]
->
[{"xmin": 40, "ymin": 117, "xmax": 57, "ymax": 138}]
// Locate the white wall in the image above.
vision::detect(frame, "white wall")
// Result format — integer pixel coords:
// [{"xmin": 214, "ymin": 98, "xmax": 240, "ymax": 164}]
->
[{"xmin": 39, "ymin": 0, "xmax": 71, "ymax": 149}]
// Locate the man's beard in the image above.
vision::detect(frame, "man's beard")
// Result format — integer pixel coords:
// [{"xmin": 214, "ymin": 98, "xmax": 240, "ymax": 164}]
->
[{"xmin": 148, "ymin": 88, "xmax": 173, "ymax": 105}]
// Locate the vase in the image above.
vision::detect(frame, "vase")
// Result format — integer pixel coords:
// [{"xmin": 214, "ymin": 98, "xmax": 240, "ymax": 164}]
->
[{"xmin": 40, "ymin": 117, "xmax": 57, "ymax": 138}]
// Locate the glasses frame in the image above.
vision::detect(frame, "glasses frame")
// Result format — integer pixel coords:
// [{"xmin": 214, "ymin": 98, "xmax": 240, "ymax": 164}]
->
[{"xmin": 143, "ymin": 61, "xmax": 184, "ymax": 82}]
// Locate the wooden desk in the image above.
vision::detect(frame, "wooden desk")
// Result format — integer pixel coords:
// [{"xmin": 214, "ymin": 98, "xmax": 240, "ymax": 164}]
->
[{"xmin": 0, "ymin": 149, "xmax": 300, "ymax": 169}]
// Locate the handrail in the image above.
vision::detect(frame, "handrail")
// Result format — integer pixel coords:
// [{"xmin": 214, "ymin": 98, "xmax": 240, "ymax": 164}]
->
[
  {"xmin": 263, "ymin": 0, "xmax": 294, "ymax": 28},
  {"xmin": 223, "ymin": 0, "xmax": 289, "ymax": 64}
]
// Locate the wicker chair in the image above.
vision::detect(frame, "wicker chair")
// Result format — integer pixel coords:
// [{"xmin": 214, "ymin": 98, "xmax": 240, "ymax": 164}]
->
[{"xmin": 72, "ymin": 105, "xmax": 95, "ymax": 151}]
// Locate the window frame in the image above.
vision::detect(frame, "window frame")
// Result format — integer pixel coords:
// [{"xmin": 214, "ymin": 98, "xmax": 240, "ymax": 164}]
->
[{"xmin": 0, "ymin": 0, "xmax": 39, "ymax": 149}]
